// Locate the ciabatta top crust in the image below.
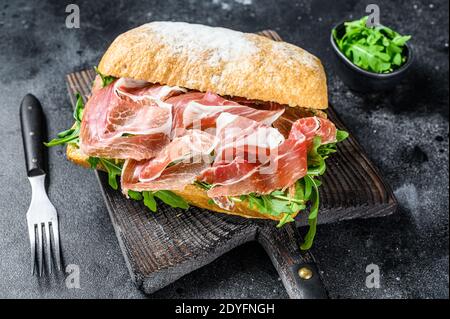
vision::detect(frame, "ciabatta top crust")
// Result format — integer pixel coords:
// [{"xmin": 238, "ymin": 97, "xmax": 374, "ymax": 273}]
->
[{"xmin": 98, "ymin": 22, "xmax": 328, "ymax": 109}]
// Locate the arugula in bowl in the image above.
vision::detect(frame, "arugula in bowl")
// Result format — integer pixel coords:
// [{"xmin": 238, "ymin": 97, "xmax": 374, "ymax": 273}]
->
[{"xmin": 332, "ymin": 16, "xmax": 411, "ymax": 74}]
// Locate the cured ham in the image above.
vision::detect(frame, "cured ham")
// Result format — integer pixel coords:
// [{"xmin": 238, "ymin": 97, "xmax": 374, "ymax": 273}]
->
[
  {"xmin": 169, "ymin": 92, "xmax": 285, "ymax": 136},
  {"xmin": 114, "ymin": 78, "xmax": 186, "ymax": 102},
  {"xmin": 121, "ymin": 129, "xmax": 216, "ymax": 193},
  {"xmin": 122, "ymin": 160, "xmax": 210, "ymax": 193},
  {"xmin": 139, "ymin": 129, "xmax": 216, "ymax": 182},
  {"xmin": 80, "ymin": 80, "xmax": 184, "ymax": 160},
  {"xmin": 199, "ymin": 114, "xmax": 309, "ymax": 197},
  {"xmin": 203, "ymin": 139, "xmax": 308, "ymax": 197},
  {"xmin": 289, "ymin": 116, "xmax": 337, "ymax": 145},
  {"xmin": 214, "ymin": 113, "xmax": 285, "ymax": 165}
]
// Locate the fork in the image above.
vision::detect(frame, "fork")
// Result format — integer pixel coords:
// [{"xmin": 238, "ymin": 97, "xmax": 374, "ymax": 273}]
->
[{"xmin": 20, "ymin": 94, "xmax": 62, "ymax": 276}]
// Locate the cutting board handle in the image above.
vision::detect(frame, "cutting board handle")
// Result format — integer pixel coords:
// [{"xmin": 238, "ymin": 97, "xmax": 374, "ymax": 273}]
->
[{"xmin": 257, "ymin": 223, "xmax": 329, "ymax": 299}]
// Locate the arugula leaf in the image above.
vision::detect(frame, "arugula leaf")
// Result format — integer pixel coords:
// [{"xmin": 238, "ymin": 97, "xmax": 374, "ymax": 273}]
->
[
  {"xmin": 44, "ymin": 93, "xmax": 84, "ymax": 147},
  {"xmin": 277, "ymin": 213, "xmax": 295, "ymax": 228},
  {"xmin": 143, "ymin": 191, "xmax": 157, "ymax": 212},
  {"xmin": 154, "ymin": 191, "xmax": 189, "ymax": 210},
  {"xmin": 310, "ymin": 130, "xmax": 349, "ymax": 161},
  {"xmin": 229, "ymin": 185, "xmax": 305, "ymax": 224},
  {"xmin": 57, "ymin": 128, "xmax": 76, "ymax": 138},
  {"xmin": 87, "ymin": 156, "xmax": 100, "ymax": 169},
  {"xmin": 307, "ymin": 136, "xmax": 327, "ymax": 176},
  {"xmin": 300, "ymin": 175, "xmax": 320, "ymax": 250},
  {"xmin": 262, "ymin": 196, "xmax": 285, "ymax": 217},
  {"xmin": 301, "ymin": 216, "xmax": 318, "ymax": 251},
  {"xmin": 346, "ymin": 43, "xmax": 392, "ymax": 72},
  {"xmin": 333, "ymin": 16, "xmax": 411, "ymax": 73},
  {"xmin": 304, "ymin": 177, "xmax": 313, "ymax": 201},
  {"xmin": 73, "ymin": 92, "xmax": 84, "ymax": 123},
  {"xmin": 392, "ymin": 35, "xmax": 411, "ymax": 47},
  {"xmin": 128, "ymin": 190, "xmax": 143, "ymax": 201},
  {"xmin": 44, "ymin": 127, "xmax": 80, "ymax": 147},
  {"xmin": 336, "ymin": 130, "xmax": 349, "ymax": 142},
  {"xmin": 98, "ymin": 158, "xmax": 122, "ymax": 190},
  {"xmin": 127, "ymin": 189, "xmax": 189, "ymax": 212},
  {"xmin": 289, "ymin": 181, "xmax": 306, "ymax": 212},
  {"xmin": 94, "ymin": 66, "xmax": 116, "ymax": 87}
]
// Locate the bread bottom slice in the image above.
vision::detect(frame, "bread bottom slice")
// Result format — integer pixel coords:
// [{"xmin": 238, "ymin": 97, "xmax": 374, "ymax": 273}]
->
[{"xmin": 66, "ymin": 144, "xmax": 298, "ymax": 222}]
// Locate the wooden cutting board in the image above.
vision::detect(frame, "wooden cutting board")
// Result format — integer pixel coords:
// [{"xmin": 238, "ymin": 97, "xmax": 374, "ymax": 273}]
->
[{"xmin": 65, "ymin": 30, "xmax": 397, "ymax": 298}]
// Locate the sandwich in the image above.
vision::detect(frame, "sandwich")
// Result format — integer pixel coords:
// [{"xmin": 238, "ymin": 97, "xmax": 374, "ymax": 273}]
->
[{"xmin": 46, "ymin": 22, "xmax": 348, "ymax": 249}]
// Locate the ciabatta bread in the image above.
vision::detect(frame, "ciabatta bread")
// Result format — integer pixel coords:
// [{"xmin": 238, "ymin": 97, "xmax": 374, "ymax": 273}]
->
[{"xmin": 98, "ymin": 22, "xmax": 328, "ymax": 109}]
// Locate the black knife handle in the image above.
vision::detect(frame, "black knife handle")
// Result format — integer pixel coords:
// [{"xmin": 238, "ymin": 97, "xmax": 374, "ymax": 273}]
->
[
  {"xmin": 257, "ymin": 223, "xmax": 329, "ymax": 299},
  {"xmin": 20, "ymin": 94, "xmax": 47, "ymax": 177}
]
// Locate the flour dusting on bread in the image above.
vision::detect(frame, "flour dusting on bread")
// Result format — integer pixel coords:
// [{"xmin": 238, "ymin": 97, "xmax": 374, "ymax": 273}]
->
[
  {"xmin": 270, "ymin": 41, "xmax": 317, "ymax": 69},
  {"xmin": 146, "ymin": 22, "xmax": 258, "ymax": 66}
]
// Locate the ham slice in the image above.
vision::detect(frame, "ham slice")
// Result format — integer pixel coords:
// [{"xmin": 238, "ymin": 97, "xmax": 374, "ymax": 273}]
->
[
  {"xmin": 169, "ymin": 92, "xmax": 285, "ymax": 136},
  {"xmin": 199, "ymin": 115, "xmax": 334, "ymax": 197},
  {"xmin": 202, "ymin": 138, "xmax": 308, "ymax": 197},
  {"xmin": 214, "ymin": 113, "xmax": 285, "ymax": 165},
  {"xmin": 121, "ymin": 129, "xmax": 216, "ymax": 193},
  {"xmin": 139, "ymin": 129, "xmax": 217, "ymax": 182},
  {"xmin": 289, "ymin": 116, "xmax": 337, "ymax": 145},
  {"xmin": 114, "ymin": 78, "xmax": 186, "ymax": 102},
  {"xmin": 122, "ymin": 160, "xmax": 210, "ymax": 193},
  {"xmin": 80, "ymin": 80, "xmax": 184, "ymax": 160},
  {"xmin": 200, "ymin": 113, "xmax": 286, "ymax": 205}
]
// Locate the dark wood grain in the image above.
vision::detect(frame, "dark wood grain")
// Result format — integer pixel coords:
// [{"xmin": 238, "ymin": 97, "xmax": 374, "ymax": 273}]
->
[{"xmin": 64, "ymin": 30, "xmax": 397, "ymax": 297}]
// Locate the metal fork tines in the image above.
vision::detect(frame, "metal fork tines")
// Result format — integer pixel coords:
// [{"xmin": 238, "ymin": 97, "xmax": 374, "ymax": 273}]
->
[{"xmin": 27, "ymin": 174, "xmax": 62, "ymax": 275}]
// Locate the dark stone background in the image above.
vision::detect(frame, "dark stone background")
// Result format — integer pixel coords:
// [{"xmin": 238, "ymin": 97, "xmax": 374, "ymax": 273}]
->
[{"xmin": 0, "ymin": 0, "xmax": 448, "ymax": 299}]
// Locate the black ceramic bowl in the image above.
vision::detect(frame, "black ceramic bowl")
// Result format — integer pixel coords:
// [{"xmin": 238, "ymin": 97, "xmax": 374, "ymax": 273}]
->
[{"xmin": 330, "ymin": 22, "xmax": 414, "ymax": 92}]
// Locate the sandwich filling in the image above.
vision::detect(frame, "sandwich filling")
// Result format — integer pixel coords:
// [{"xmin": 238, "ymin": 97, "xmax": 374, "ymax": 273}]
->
[{"xmin": 47, "ymin": 69, "xmax": 348, "ymax": 249}]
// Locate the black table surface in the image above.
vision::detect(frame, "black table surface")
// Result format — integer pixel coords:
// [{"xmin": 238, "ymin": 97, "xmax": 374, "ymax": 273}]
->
[{"xmin": 0, "ymin": 0, "xmax": 448, "ymax": 299}]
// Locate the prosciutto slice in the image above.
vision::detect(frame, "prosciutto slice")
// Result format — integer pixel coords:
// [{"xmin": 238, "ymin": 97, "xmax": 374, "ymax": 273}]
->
[
  {"xmin": 122, "ymin": 160, "xmax": 210, "ymax": 193},
  {"xmin": 80, "ymin": 80, "xmax": 184, "ymax": 160},
  {"xmin": 289, "ymin": 116, "xmax": 337, "ymax": 145},
  {"xmin": 114, "ymin": 78, "xmax": 186, "ymax": 102},
  {"xmin": 121, "ymin": 129, "xmax": 216, "ymax": 193},
  {"xmin": 139, "ymin": 129, "xmax": 217, "ymax": 182},
  {"xmin": 214, "ymin": 113, "xmax": 285, "ymax": 165},
  {"xmin": 199, "ymin": 115, "xmax": 336, "ymax": 197},
  {"xmin": 202, "ymin": 138, "xmax": 308, "ymax": 197},
  {"xmin": 169, "ymin": 92, "xmax": 285, "ymax": 136}
]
